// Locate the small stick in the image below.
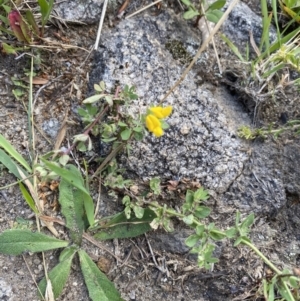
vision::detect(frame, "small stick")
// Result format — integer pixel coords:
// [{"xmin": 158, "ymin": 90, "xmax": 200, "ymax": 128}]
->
[{"xmin": 94, "ymin": 0, "xmax": 109, "ymax": 50}]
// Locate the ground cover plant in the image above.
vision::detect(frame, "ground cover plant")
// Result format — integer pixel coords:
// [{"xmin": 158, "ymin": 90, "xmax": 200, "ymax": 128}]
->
[{"xmin": 0, "ymin": 0, "xmax": 300, "ymax": 300}]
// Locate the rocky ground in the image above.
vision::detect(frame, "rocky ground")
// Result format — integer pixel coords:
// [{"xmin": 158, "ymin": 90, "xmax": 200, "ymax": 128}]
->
[{"xmin": 0, "ymin": 0, "xmax": 300, "ymax": 300}]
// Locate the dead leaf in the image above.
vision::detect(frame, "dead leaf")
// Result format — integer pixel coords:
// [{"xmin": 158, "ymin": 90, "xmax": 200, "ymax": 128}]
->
[
  {"xmin": 32, "ymin": 77, "xmax": 49, "ymax": 85},
  {"xmin": 54, "ymin": 110, "xmax": 69, "ymax": 152}
]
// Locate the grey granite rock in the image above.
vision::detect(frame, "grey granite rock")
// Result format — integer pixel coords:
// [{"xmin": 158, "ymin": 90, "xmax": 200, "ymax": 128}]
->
[
  {"xmin": 54, "ymin": 0, "xmax": 104, "ymax": 24},
  {"xmin": 222, "ymin": 1, "xmax": 277, "ymax": 48},
  {"xmin": 90, "ymin": 9, "xmax": 249, "ymax": 194},
  {"xmin": 0, "ymin": 278, "xmax": 13, "ymax": 301},
  {"xmin": 89, "ymin": 8, "xmax": 288, "ymax": 215},
  {"xmin": 42, "ymin": 118, "xmax": 60, "ymax": 138}
]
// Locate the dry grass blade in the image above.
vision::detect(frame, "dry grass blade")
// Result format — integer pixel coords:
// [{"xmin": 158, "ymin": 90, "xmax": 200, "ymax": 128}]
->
[
  {"xmin": 125, "ymin": 0, "xmax": 163, "ymax": 19},
  {"xmin": 94, "ymin": 0, "xmax": 109, "ymax": 50},
  {"xmin": 159, "ymin": 0, "xmax": 240, "ymax": 104},
  {"xmin": 23, "ymin": 254, "xmax": 46, "ymax": 301}
]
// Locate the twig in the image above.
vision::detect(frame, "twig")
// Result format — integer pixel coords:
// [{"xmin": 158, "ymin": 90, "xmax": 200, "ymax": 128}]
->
[
  {"xmin": 83, "ymin": 232, "xmax": 122, "ymax": 262},
  {"xmin": 145, "ymin": 233, "xmax": 165, "ymax": 273},
  {"xmin": 159, "ymin": 0, "xmax": 240, "ymax": 105},
  {"xmin": 94, "ymin": 0, "xmax": 109, "ymax": 50},
  {"xmin": 22, "ymin": 254, "xmax": 45, "ymax": 301},
  {"xmin": 200, "ymin": 3, "xmax": 222, "ymax": 74},
  {"xmin": 126, "ymin": 0, "xmax": 163, "ymax": 19},
  {"xmin": 118, "ymin": 0, "xmax": 131, "ymax": 15},
  {"xmin": 33, "ymin": 74, "xmax": 64, "ymax": 106}
]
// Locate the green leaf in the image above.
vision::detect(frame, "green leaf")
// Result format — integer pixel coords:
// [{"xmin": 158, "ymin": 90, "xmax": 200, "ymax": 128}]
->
[
  {"xmin": 0, "ymin": 149, "xmax": 29, "ymax": 180},
  {"xmin": 234, "ymin": 236, "xmax": 251, "ymax": 247},
  {"xmin": 267, "ymin": 279, "xmax": 275, "ymax": 301},
  {"xmin": 120, "ymin": 128, "xmax": 132, "ymax": 140},
  {"xmin": 2, "ymin": 42, "xmax": 18, "ymax": 55},
  {"xmin": 19, "ymin": 182, "xmax": 38, "ymax": 214},
  {"xmin": 225, "ymin": 227, "xmax": 237, "ymax": 238},
  {"xmin": 82, "ymin": 94, "xmax": 106, "ymax": 104},
  {"xmin": 195, "ymin": 225, "xmax": 205, "ymax": 236},
  {"xmin": 205, "ymin": 10, "xmax": 224, "ymax": 23},
  {"xmin": 118, "ymin": 121, "xmax": 127, "ymax": 127},
  {"xmin": 185, "ymin": 234, "xmax": 199, "ymax": 247},
  {"xmin": 185, "ymin": 190, "xmax": 194, "ymax": 206},
  {"xmin": 59, "ymin": 166, "xmax": 86, "ymax": 245},
  {"xmin": 0, "ymin": 134, "xmax": 31, "ymax": 172},
  {"xmin": 105, "ymin": 95, "xmax": 113, "ymax": 106},
  {"xmin": 209, "ymin": 229, "xmax": 227, "ymax": 240},
  {"xmin": 133, "ymin": 126, "xmax": 143, "ymax": 132},
  {"xmin": 124, "ymin": 206, "xmax": 131, "ymax": 219},
  {"xmin": 277, "ymin": 284, "xmax": 294, "ymax": 301},
  {"xmin": 183, "ymin": 9, "xmax": 200, "ymax": 19},
  {"xmin": 94, "ymin": 208, "xmax": 156, "ymax": 240},
  {"xmin": 150, "ymin": 177, "xmax": 161, "ymax": 195},
  {"xmin": 194, "ymin": 187, "xmax": 209, "ymax": 201},
  {"xmin": 38, "ymin": 247, "xmax": 77, "ymax": 299},
  {"xmin": 99, "ymin": 81, "xmax": 106, "ymax": 91},
  {"xmin": 194, "ymin": 206, "xmax": 211, "ymax": 219},
  {"xmin": 38, "ymin": 0, "xmax": 49, "ymax": 18},
  {"xmin": 40, "ymin": 160, "xmax": 95, "ymax": 227},
  {"xmin": 233, "ymin": 237, "xmax": 243, "ymax": 247},
  {"xmin": 207, "ymin": 0, "xmax": 226, "ymax": 10},
  {"xmin": 181, "ymin": 0, "xmax": 192, "ymax": 6},
  {"xmin": 133, "ymin": 131, "xmax": 144, "ymax": 141},
  {"xmin": 79, "ymin": 250, "xmax": 124, "ymax": 301},
  {"xmin": 38, "ymin": 0, "xmax": 54, "ymax": 26},
  {"xmin": 183, "ymin": 214, "xmax": 194, "ymax": 225},
  {"xmin": 289, "ymin": 276, "xmax": 299, "ymax": 288},
  {"xmin": 25, "ymin": 10, "xmax": 39, "ymax": 35},
  {"xmin": 133, "ymin": 206, "xmax": 144, "ymax": 219},
  {"xmin": 0, "ymin": 229, "xmax": 68, "ymax": 255},
  {"xmin": 240, "ymin": 213, "xmax": 255, "ymax": 229},
  {"xmin": 122, "ymin": 195, "xmax": 130, "ymax": 206}
]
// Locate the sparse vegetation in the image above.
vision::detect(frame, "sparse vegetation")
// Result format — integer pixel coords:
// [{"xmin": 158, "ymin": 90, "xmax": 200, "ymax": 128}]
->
[{"xmin": 0, "ymin": 1, "xmax": 300, "ymax": 300}]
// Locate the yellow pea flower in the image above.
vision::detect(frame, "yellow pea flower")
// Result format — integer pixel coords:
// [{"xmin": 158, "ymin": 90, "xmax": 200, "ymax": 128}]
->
[
  {"xmin": 149, "ymin": 106, "xmax": 173, "ymax": 119},
  {"xmin": 152, "ymin": 126, "xmax": 164, "ymax": 137},
  {"xmin": 145, "ymin": 105, "xmax": 172, "ymax": 137},
  {"xmin": 146, "ymin": 114, "xmax": 161, "ymax": 131},
  {"xmin": 145, "ymin": 114, "xmax": 164, "ymax": 137}
]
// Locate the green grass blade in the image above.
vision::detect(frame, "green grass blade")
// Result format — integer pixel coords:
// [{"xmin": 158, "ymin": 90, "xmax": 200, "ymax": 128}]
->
[
  {"xmin": 38, "ymin": 247, "xmax": 77, "ymax": 299},
  {"xmin": 0, "ymin": 134, "xmax": 31, "ymax": 172},
  {"xmin": 220, "ymin": 34, "xmax": 245, "ymax": 61},
  {"xmin": 37, "ymin": 0, "xmax": 53, "ymax": 26},
  {"xmin": 79, "ymin": 250, "xmax": 124, "ymax": 301},
  {"xmin": 259, "ymin": 27, "xmax": 300, "ymax": 60},
  {"xmin": 260, "ymin": 0, "xmax": 272, "ymax": 53},
  {"xmin": 0, "ymin": 229, "xmax": 68, "ymax": 255},
  {"xmin": 0, "ymin": 149, "xmax": 29, "ymax": 180},
  {"xmin": 19, "ymin": 181, "xmax": 38, "ymax": 214},
  {"xmin": 271, "ymin": 0, "xmax": 280, "ymax": 39}
]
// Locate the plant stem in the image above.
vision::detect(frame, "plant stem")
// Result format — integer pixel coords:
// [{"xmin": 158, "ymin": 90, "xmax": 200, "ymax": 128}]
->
[{"xmin": 241, "ymin": 238, "xmax": 282, "ymax": 274}]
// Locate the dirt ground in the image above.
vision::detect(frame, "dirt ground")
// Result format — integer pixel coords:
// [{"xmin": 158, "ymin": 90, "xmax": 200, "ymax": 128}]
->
[{"xmin": 0, "ymin": 1, "xmax": 300, "ymax": 301}]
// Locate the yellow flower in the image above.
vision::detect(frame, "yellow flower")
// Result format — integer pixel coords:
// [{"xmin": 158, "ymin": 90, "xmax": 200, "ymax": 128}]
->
[
  {"xmin": 152, "ymin": 126, "xmax": 163, "ymax": 137},
  {"xmin": 145, "ymin": 115, "xmax": 164, "ymax": 137},
  {"xmin": 149, "ymin": 106, "xmax": 173, "ymax": 119}
]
